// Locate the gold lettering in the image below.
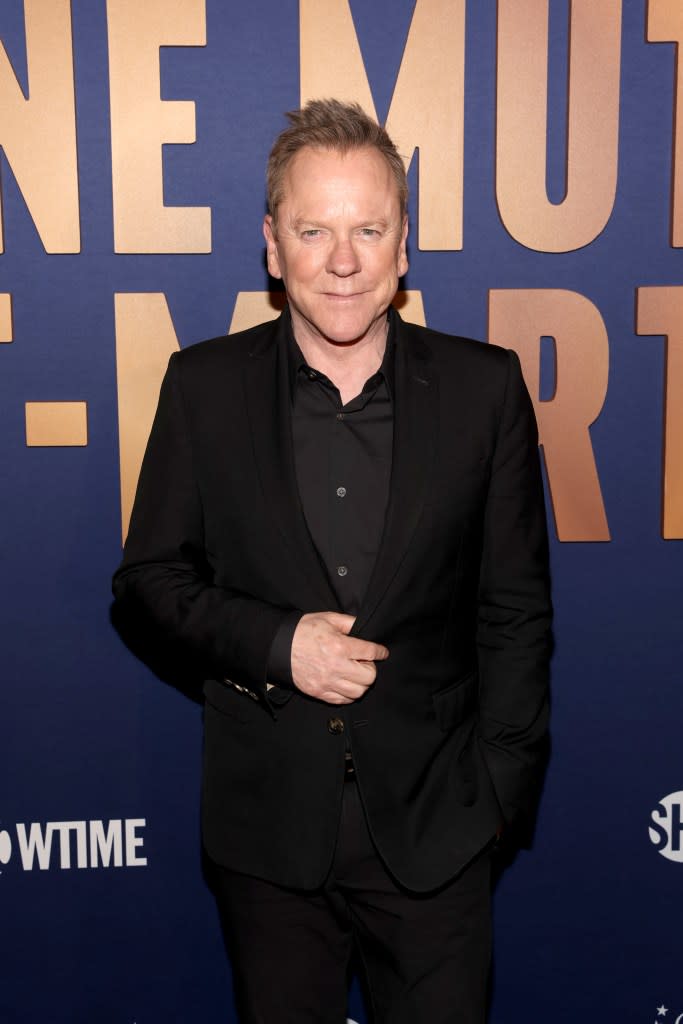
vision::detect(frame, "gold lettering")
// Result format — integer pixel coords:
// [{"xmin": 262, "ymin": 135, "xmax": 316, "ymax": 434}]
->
[
  {"xmin": 107, "ymin": 0, "xmax": 210, "ymax": 253},
  {"xmin": 496, "ymin": 0, "xmax": 621, "ymax": 252},
  {"xmin": 392, "ymin": 290, "xmax": 426, "ymax": 327},
  {"xmin": 25, "ymin": 401, "xmax": 87, "ymax": 446},
  {"xmin": 0, "ymin": 0, "xmax": 79, "ymax": 253},
  {"xmin": 300, "ymin": 0, "xmax": 464, "ymax": 250},
  {"xmin": 0, "ymin": 293, "xmax": 12, "ymax": 341},
  {"xmin": 115, "ymin": 294, "xmax": 180, "ymax": 541},
  {"xmin": 648, "ymin": 0, "xmax": 683, "ymax": 246},
  {"xmin": 636, "ymin": 286, "xmax": 683, "ymax": 538},
  {"xmin": 489, "ymin": 289, "xmax": 610, "ymax": 541},
  {"xmin": 228, "ymin": 292, "xmax": 287, "ymax": 334}
]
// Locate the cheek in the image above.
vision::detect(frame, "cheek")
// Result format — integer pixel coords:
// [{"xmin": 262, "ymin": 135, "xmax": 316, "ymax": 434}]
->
[
  {"xmin": 372, "ymin": 250, "xmax": 403, "ymax": 284},
  {"xmin": 289, "ymin": 253, "xmax": 324, "ymax": 286}
]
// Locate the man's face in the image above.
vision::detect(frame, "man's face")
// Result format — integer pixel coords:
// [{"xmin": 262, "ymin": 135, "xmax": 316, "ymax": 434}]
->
[{"xmin": 263, "ymin": 146, "xmax": 408, "ymax": 349}]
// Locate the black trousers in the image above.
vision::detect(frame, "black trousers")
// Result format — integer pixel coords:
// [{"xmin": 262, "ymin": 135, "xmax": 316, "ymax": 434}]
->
[{"xmin": 212, "ymin": 779, "xmax": 492, "ymax": 1024}]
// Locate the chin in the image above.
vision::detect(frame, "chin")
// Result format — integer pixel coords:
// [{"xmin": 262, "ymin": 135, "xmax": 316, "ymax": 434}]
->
[
  {"xmin": 319, "ymin": 324, "xmax": 374, "ymax": 346},
  {"xmin": 313, "ymin": 309, "xmax": 385, "ymax": 346}
]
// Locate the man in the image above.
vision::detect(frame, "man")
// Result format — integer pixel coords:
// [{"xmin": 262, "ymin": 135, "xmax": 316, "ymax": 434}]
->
[{"xmin": 113, "ymin": 99, "xmax": 551, "ymax": 1023}]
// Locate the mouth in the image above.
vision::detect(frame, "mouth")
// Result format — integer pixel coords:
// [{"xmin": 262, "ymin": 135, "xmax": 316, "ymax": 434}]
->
[{"xmin": 322, "ymin": 292, "xmax": 365, "ymax": 300}]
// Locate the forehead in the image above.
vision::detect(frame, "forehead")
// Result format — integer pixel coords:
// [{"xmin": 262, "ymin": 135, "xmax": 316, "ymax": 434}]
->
[{"xmin": 281, "ymin": 145, "xmax": 400, "ymax": 213}]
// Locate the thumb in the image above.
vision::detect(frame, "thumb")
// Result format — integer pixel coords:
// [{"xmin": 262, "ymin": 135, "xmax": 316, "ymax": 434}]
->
[{"xmin": 320, "ymin": 611, "xmax": 356, "ymax": 635}]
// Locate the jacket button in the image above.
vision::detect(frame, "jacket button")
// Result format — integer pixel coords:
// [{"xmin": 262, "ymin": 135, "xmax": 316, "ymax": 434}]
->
[{"xmin": 327, "ymin": 717, "xmax": 344, "ymax": 735}]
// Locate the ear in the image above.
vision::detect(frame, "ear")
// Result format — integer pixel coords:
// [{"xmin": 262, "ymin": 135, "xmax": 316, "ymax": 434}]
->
[
  {"xmin": 263, "ymin": 215, "xmax": 282, "ymax": 280},
  {"xmin": 397, "ymin": 215, "xmax": 409, "ymax": 278}
]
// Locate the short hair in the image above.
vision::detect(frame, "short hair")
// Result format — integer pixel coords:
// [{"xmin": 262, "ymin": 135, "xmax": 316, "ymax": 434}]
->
[{"xmin": 266, "ymin": 98, "xmax": 408, "ymax": 224}]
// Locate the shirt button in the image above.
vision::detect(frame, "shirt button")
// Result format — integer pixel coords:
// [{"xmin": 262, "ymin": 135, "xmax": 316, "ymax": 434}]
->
[
  {"xmin": 336, "ymin": 565, "xmax": 348, "ymax": 577},
  {"xmin": 327, "ymin": 717, "xmax": 345, "ymax": 735},
  {"xmin": 307, "ymin": 370, "xmax": 316, "ymax": 380},
  {"xmin": 336, "ymin": 412, "xmax": 345, "ymax": 421},
  {"xmin": 336, "ymin": 486, "xmax": 346, "ymax": 498}
]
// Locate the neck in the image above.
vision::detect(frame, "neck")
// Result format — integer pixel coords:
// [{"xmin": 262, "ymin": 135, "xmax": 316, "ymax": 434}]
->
[{"xmin": 294, "ymin": 318, "xmax": 388, "ymax": 405}]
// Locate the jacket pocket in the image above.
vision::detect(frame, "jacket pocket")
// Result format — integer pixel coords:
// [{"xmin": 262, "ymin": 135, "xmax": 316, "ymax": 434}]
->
[
  {"xmin": 432, "ymin": 669, "xmax": 477, "ymax": 731},
  {"xmin": 203, "ymin": 678, "xmax": 252, "ymax": 722}
]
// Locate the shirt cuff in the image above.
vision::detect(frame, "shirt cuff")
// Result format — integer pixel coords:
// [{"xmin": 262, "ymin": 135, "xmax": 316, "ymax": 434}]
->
[{"xmin": 266, "ymin": 610, "xmax": 302, "ymax": 689}]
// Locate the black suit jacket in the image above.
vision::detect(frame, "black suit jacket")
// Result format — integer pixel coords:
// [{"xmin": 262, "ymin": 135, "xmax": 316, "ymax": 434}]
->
[{"xmin": 113, "ymin": 310, "xmax": 552, "ymax": 892}]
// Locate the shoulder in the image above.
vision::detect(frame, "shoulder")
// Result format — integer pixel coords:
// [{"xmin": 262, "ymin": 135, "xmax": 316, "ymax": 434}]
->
[
  {"xmin": 397, "ymin": 316, "xmax": 536, "ymax": 440},
  {"xmin": 170, "ymin": 316, "xmax": 280, "ymax": 378},
  {"xmin": 397, "ymin": 315, "xmax": 514, "ymax": 383}
]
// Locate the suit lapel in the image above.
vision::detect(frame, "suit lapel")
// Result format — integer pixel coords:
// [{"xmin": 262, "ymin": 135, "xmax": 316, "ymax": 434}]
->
[
  {"xmin": 354, "ymin": 317, "xmax": 437, "ymax": 635},
  {"xmin": 243, "ymin": 313, "xmax": 340, "ymax": 610}
]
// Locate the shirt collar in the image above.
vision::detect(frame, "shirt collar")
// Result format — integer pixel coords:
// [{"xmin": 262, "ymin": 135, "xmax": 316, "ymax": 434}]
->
[{"xmin": 285, "ymin": 306, "xmax": 397, "ymax": 403}]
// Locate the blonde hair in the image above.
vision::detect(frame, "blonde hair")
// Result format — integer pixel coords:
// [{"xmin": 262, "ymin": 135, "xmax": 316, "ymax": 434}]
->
[{"xmin": 267, "ymin": 99, "xmax": 408, "ymax": 224}]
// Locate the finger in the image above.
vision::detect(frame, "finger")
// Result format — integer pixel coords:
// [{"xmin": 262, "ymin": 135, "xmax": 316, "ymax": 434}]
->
[
  {"xmin": 321, "ymin": 677, "xmax": 371, "ymax": 702},
  {"xmin": 340, "ymin": 637, "xmax": 389, "ymax": 662},
  {"xmin": 337, "ymin": 680, "xmax": 373, "ymax": 700},
  {"xmin": 318, "ymin": 611, "xmax": 356, "ymax": 634},
  {"xmin": 334, "ymin": 659, "xmax": 377, "ymax": 688},
  {"xmin": 320, "ymin": 691, "xmax": 354, "ymax": 705}
]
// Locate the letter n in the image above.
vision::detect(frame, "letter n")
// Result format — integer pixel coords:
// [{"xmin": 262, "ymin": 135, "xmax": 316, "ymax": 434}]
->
[{"xmin": 0, "ymin": 0, "xmax": 79, "ymax": 251}]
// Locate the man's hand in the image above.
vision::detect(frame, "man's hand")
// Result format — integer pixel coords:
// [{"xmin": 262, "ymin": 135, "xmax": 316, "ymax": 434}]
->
[{"xmin": 290, "ymin": 612, "xmax": 389, "ymax": 705}]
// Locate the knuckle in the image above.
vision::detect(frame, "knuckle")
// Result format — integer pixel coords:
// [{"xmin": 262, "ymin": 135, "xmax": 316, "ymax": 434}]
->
[{"xmin": 359, "ymin": 662, "xmax": 375, "ymax": 683}]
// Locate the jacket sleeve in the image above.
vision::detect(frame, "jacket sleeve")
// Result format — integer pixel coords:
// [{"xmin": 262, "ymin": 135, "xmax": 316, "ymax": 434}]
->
[
  {"xmin": 112, "ymin": 352, "xmax": 292, "ymax": 698},
  {"xmin": 476, "ymin": 349, "xmax": 553, "ymax": 832}
]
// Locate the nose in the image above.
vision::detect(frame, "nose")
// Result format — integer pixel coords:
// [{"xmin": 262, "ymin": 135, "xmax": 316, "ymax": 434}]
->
[{"xmin": 326, "ymin": 235, "xmax": 361, "ymax": 277}]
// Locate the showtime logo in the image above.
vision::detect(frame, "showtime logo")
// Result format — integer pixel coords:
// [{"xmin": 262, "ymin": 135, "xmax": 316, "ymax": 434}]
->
[
  {"xmin": 649, "ymin": 792, "xmax": 683, "ymax": 863},
  {"xmin": 0, "ymin": 818, "xmax": 147, "ymax": 871},
  {"xmin": 653, "ymin": 1005, "xmax": 683, "ymax": 1023}
]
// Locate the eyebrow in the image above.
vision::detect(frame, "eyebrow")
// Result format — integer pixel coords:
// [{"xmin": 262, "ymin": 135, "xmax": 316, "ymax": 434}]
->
[{"xmin": 290, "ymin": 217, "xmax": 392, "ymax": 231}]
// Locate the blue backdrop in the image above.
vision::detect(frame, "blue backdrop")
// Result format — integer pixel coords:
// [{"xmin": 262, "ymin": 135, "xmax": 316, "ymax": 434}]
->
[{"xmin": 1, "ymin": 1, "xmax": 682, "ymax": 1021}]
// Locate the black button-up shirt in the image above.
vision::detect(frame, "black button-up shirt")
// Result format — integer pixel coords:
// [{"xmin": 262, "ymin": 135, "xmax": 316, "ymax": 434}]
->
[{"xmin": 268, "ymin": 313, "xmax": 395, "ymax": 686}]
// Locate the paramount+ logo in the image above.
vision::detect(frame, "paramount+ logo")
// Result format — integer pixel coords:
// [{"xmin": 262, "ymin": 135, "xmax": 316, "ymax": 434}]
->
[
  {"xmin": 0, "ymin": 818, "xmax": 147, "ymax": 872},
  {"xmin": 649, "ymin": 792, "xmax": 683, "ymax": 863}
]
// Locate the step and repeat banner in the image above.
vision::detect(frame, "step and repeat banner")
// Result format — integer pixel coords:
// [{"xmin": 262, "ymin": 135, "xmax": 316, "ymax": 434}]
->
[{"xmin": 1, "ymin": 1, "xmax": 682, "ymax": 1021}]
